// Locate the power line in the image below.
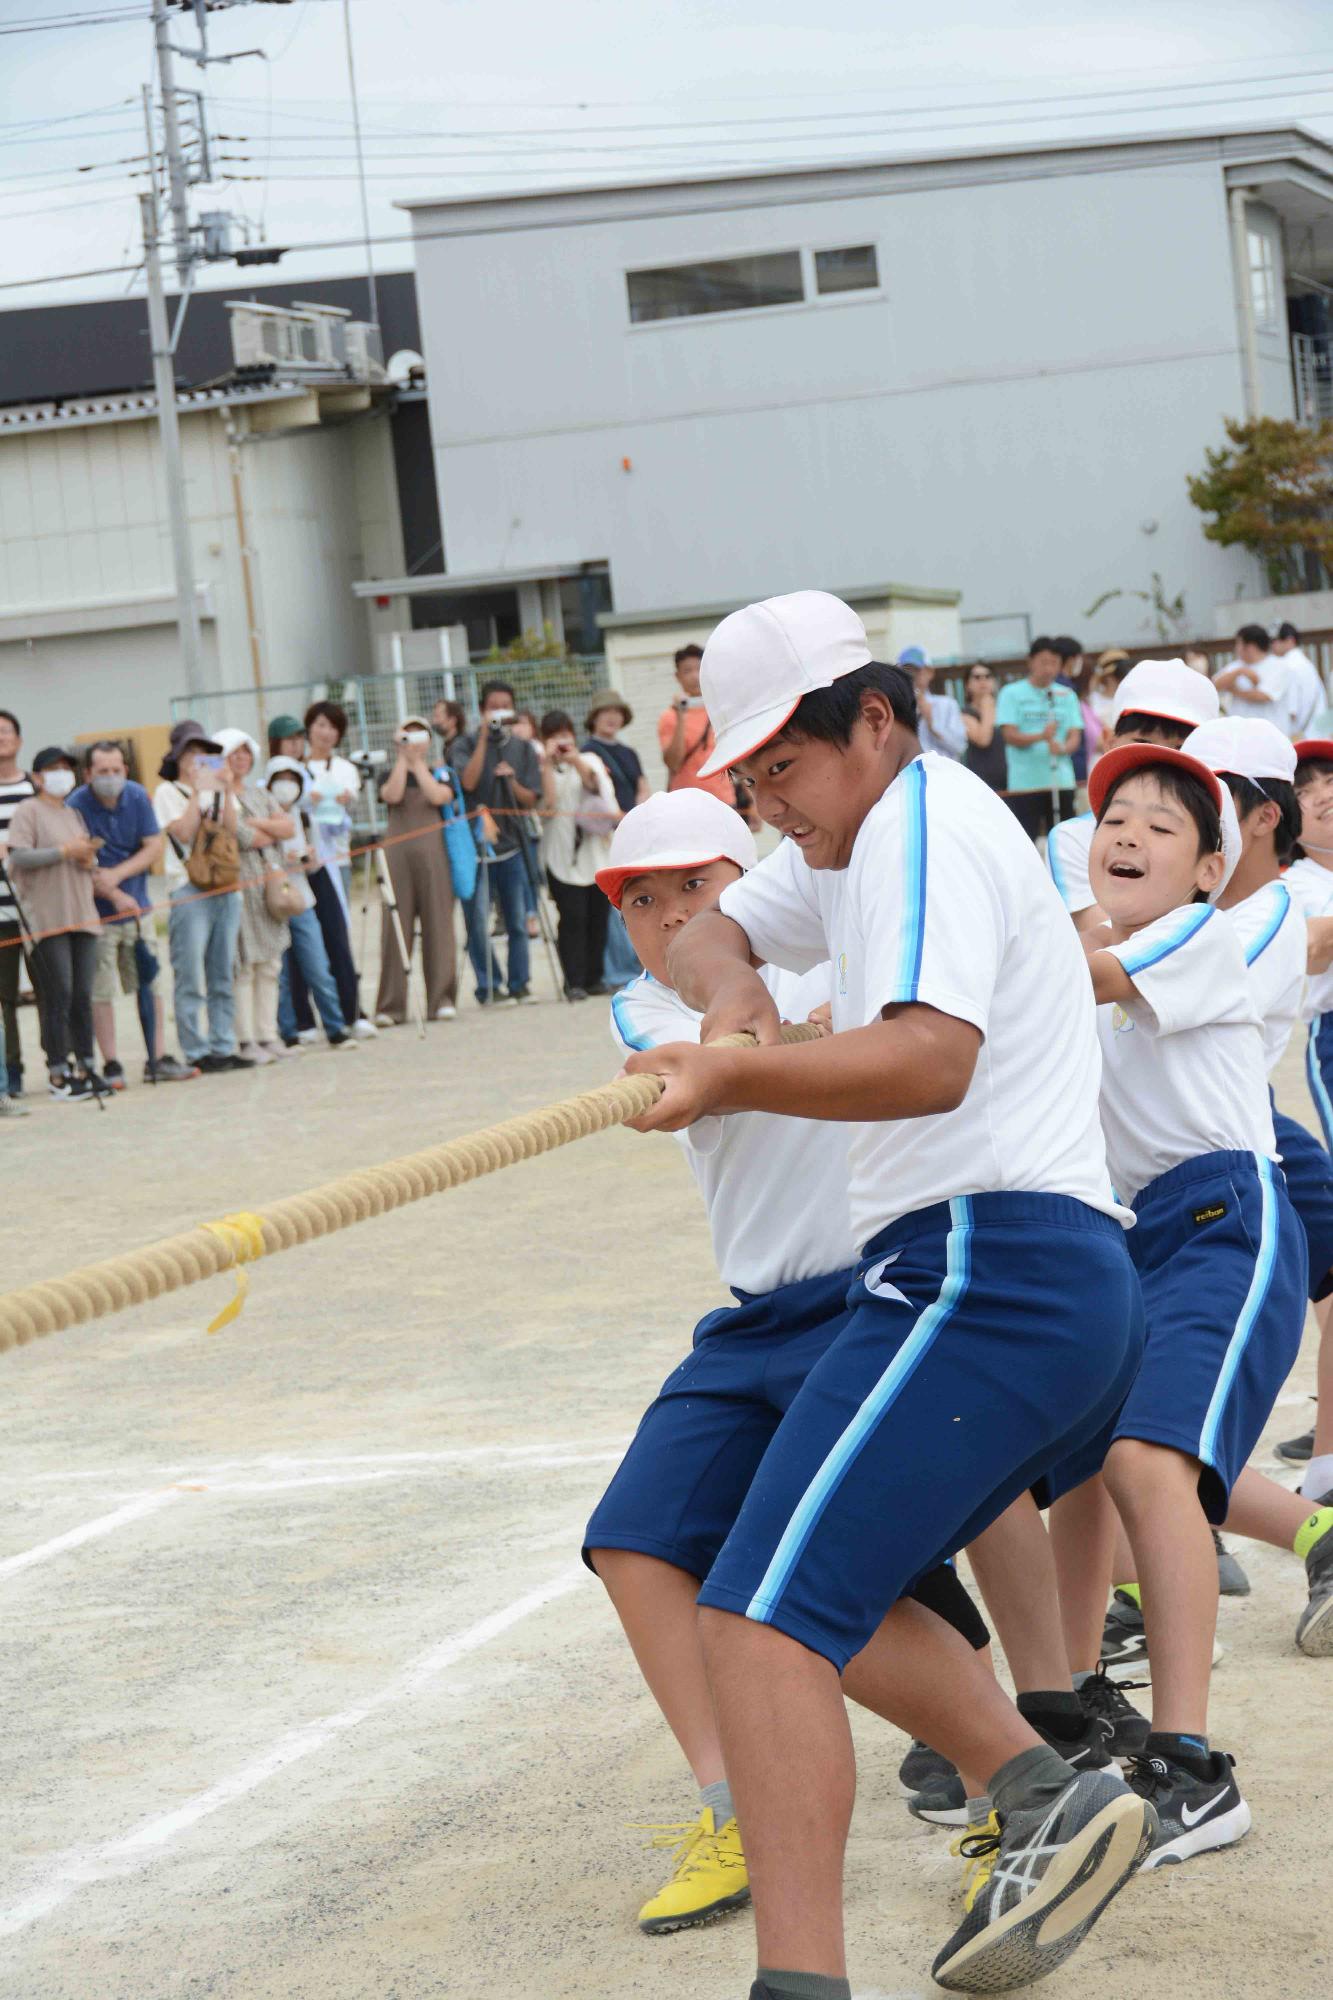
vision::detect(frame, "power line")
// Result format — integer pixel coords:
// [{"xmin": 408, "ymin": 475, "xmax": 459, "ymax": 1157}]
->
[{"xmin": 0, "ymin": 10, "xmax": 145, "ymax": 37}]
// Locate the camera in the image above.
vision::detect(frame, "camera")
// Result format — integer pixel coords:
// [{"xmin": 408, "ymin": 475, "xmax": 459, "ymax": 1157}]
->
[
  {"xmin": 487, "ymin": 708, "xmax": 516, "ymax": 741},
  {"xmin": 350, "ymin": 747, "xmax": 387, "ymax": 775}
]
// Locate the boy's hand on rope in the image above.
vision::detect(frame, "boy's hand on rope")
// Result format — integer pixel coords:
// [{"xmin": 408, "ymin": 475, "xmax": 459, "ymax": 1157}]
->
[
  {"xmin": 623, "ymin": 1041, "xmax": 738, "ymax": 1132},
  {"xmin": 696, "ymin": 967, "xmax": 783, "ymax": 1049}
]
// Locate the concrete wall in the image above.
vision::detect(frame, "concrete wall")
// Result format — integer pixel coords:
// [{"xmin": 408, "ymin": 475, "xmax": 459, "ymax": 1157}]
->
[
  {"xmin": 0, "ymin": 399, "xmax": 407, "ymax": 750},
  {"xmin": 413, "ymin": 154, "xmax": 1274, "ymax": 647}
]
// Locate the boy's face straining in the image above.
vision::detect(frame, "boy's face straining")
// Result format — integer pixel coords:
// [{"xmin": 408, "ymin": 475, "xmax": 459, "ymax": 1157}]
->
[
  {"xmin": 620, "ymin": 860, "xmax": 744, "ymax": 983},
  {"xmin": 1090, "ymin": 772, "xmax": 1223, "ymax": 929},
  {"xmin": 732, "ymin": 705, "xmax": 896, "ymax": 873}
]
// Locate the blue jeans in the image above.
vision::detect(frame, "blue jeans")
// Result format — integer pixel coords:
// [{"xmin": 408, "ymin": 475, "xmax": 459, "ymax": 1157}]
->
[
  {"xmin": 278, "ymin": 906, "xmax": 348, "ymax": 1042},
  {"xmin": 602, "ymin": 904, "xmax": 640, "ymax": 989},
  {"xmin": 463, "ymin": 850, "xmax": 531, "ymax": 998},
  {"xmin": 169, "ymin": 887, "xmax": 242, "ymax": 1063}
]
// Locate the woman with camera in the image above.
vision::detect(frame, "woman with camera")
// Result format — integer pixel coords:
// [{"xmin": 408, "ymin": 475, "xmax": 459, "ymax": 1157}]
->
[
  {"xmin": 154, "ymin": 721, "xmax": 249, "ymax": 1073},
  {"xmin": 216, "ymin": 729, "xmax": 296, "ymax": 1065},
  {"xmin": 373, "ymin": 717, "xmax": 459, "ymax": 1026},
  {"xmin": 539, "ymin": 709, "xmax": 619, "ymax": 1001}
]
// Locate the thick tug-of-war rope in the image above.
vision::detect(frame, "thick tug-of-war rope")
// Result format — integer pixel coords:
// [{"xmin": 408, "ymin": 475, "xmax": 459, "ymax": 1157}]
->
[{"xmin": 0, "ymin": 1023, "xmax": 822, "ymax": 1354}]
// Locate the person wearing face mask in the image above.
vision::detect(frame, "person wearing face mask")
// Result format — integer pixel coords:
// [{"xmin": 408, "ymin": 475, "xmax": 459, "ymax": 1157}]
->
[
  {"xmin": 373, "ymin": 717, "xmax": 459, "ymax": 1025},
  {"xmin": 5, "ymin": 748, "xmax": 109, "ymax": 1101},
  {"xmin": 264, "ymin": 754, "xmax": 358, "ymax": 1052},
  {"xmin": 216, "ymin": 729, "xmax": 298, "ymax": 1066},
  {"xmin": 68, "ymin": 742, "xmax": 196, "ymax": 1088},
  {"xmin": 154, "ymin": 720, "xmax": 250, "ymax": 1075}
]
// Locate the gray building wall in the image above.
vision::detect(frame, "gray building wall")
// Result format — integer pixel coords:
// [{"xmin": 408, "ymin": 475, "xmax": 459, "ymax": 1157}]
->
[{"xmin": 410, "ymin": 146, "xmax": 1295, "ymax": 646}]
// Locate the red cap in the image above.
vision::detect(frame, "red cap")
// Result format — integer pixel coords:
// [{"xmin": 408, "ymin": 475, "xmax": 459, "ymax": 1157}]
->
[
  {"xmin": 1293, "ymin": 739, "xmax": 1333, "ymax": 766},
  {"xmin": 1088, "ymin": 741, "xmax": 1224, "ymax": 818}
]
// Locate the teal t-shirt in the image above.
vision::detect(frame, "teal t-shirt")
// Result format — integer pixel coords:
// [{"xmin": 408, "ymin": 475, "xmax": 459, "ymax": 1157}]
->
[{"xmin": 995, "ymin": 678, "xmax": 1083, "ymax": 794}]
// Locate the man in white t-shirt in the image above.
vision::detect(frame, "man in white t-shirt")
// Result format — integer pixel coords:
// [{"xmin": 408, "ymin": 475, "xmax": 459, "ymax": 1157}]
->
[
  {"xmin": 1214, "ymin": 624, "xmax": 1295, "ymax": 728},
  {"xmin": 620, "ymin": 592, "xmax": 1151, "ymax": 2000},
  {"xmin": 1272, "ymin": 622, "xmax": 1325, "ymax": 738}
]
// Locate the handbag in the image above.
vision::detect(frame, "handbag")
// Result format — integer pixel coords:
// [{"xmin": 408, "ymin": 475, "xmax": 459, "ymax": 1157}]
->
[
  {"xmin": 185, "ymin": 794, "xmax": 239, "ymax": 892},
  {"xmin": 262, "ymin": 865, "xmax": 304, "ymax": 921},
  {"xmin": 438, "ymin": 769, "xmax": 478, "ymax": 901}
]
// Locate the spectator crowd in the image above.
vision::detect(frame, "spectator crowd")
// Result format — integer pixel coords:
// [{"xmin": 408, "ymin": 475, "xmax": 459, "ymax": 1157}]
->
[{"xmin": 0, "ymin": 622, "xmax": 1325, "ymax": 1118}]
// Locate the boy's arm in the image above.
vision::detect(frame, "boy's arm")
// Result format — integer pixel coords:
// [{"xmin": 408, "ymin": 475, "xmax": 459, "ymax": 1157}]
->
[
  {"xmin": 666, "ymin": 908, "xmax": 781, "ymax": 1045},
  {"xmin": 623, "ymin": 1003, "xmax": 980, "ymax": 1130},
  {"xmin": 1086, "ymin": 950, "xmax": 1136, "ymax": 1007}
]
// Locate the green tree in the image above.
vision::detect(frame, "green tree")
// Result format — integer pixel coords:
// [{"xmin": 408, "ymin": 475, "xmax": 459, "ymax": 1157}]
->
[
  {"xmin": 484, "ymin": 622, "xmax": 571, "ymax": 663},
  {"xmin": 1187, "ymin": 416, "xmax": 1333, "ymax": 594}
]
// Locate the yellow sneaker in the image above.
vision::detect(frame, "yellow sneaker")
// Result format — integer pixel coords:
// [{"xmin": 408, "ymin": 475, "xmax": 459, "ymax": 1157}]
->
[
  {"xmin": 951, "ymin": 1808, "xmax": 1001, "ymax": 1913},
  {"xmin": 636, "ymin": 1806, "xmax": 750, "ymax": 1933}
]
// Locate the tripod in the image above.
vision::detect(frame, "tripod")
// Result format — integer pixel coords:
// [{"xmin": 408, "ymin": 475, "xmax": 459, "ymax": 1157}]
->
[
  {"xmin": 488, "ymin": 765, "xmax": 567, "ymax": 1003},
  {"xmin": 374, "ymin": 843, "xmax": 428, "ymax": 1038}
]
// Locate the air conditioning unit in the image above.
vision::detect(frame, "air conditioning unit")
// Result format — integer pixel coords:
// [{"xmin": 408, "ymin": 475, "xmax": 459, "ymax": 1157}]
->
[{"xmin": 226, "ymin": 301, "xmax": 367, "ymax": 379}]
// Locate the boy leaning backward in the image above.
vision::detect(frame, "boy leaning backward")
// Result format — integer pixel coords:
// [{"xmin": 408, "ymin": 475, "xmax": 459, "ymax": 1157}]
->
[
  {"xmin": 583, "ymin": 787, "xmax": 996, "ymax": 1936},
  {"xmin": 1070, "ymin": 731, "xmax": 1331, "ymax": 1867},
  {"xmin": 619, "ymin": 592, "xmax": 1154, "ymax": 1999}
]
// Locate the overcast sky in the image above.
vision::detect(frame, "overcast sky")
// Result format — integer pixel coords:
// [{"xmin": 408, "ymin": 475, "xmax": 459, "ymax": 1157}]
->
[{"xmin": 4, "ymin": 0, "xmax": 1333, "ymax": 312}]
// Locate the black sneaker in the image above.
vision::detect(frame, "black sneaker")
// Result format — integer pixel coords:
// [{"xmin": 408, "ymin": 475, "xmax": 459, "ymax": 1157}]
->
[
  {"xmin": 908, "ymin": 1711, "xmax": 1112, "ymax": 1828},
  {"xmin": 145, "ymin": 1054, "xmax": 199, "ymax": 1083},
  {"xmin": 1100, "ymin": 1588, "xmax": 1150, "ymax": 1680},
  {"xmin": 1213, "ymin": 1529, "xmax": 1250, "ymax": 1597},
  {"xmin": 1276, "ymin": 1429, "xmax": 1315, "ymax": 1464},
  {"xmin": 200, "ymin": 1052, "xmax": 255, "ymax": 1072},
  {"xmin": 898, "ymin": 1737, "xmax": 955, "ymax": 1795},
  {"xmin": 102, "ymin": 1059, "xmax": 127, "ymax": 1092},
  {"xmin": 931, "ymin": 1768, "xmax": 1154, "ymax": 1992},
  {"xmin": 1076, "ymin": 1664, "xmax": 1150, "ymax": 1758},
  {"xmin": 1129, "ymin": 1748, "xmax": 1250, "ymax": 1868},
  {"xmin": 1296, "ymin": 1491, "xmax": 1333, "ymax": 1657},
  {"xmin": 64, "ymin": 1074, "xmax": 102, "ymax": 1104},
  {"xmin": 907, "ymin": 1771, "xmax": 970, "ymax": 1826}
]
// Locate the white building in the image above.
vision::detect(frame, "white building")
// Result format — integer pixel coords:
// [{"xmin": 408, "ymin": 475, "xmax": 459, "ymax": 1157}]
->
[
  {"xmin": 0, "ymin": 302, "xmax": 408, "ymax": 752},
  {"xmin": 400, "ymin": 123, "xmax": 1333, "ymax": 655}
]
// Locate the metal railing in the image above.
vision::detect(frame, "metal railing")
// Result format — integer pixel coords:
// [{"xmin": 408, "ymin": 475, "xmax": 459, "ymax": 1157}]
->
[{"xmin": 1292, "ymin": 333, "xmax": 1333, "ymax": 427}]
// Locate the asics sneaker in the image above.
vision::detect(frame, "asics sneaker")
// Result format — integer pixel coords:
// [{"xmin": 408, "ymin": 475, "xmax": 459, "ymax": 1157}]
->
[
  {"xmin": 636, "ymin": 1807, "xmax": 749, "ymax": 1934},
  {"xmin": 931, "ymin": 1769, "xmax": 1154, "ymax": 1992},
  {"xmin": 1076, "ymin": 1664, "xmax": 1150, "ymax": 1759},
  {"xmin": 951, "ymin": 1807, "xmax": 1001, "ymax": 1913},
  {"xmin": 1296, "ymin": 1495, "xmax": 1333, "ymax": 1657},
  {"xmin": 1129, "ymin": 1748, "xmax": 1250, "ymax": 1867}
]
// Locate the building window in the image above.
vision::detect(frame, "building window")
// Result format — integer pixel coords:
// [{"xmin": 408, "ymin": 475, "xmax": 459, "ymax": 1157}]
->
[
  {"xmin": 1247, "ymin": 226, "xmax": 1281, "ymax": 334},
  {"xmin": 814, "ymin": 244, "xmax": 879, "ymax": 295},
  {"xmin": 627, "ymin": 250, "xmax": 805, "ymax": 323}
]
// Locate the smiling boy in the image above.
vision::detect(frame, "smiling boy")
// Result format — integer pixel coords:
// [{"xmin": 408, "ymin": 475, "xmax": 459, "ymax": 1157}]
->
[{"xmin": 623, "ymin": 592, "xmax": 1152, "ymax": 2000}]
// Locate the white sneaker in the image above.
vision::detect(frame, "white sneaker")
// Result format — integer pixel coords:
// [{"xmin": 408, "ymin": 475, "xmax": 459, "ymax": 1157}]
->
[
  {"xmin": 353, "ymin": 1016, "xmax": 378, "ymax": 1039},
  {"xmin": 240, "ymin": 1041, "xmax": 274, "ymax": 1067},
  {"xmin": 297, "ymin": 1028, "xmax": 320, "ymax": 1045},
  {"xmin": 373, "ymin": 1011, "xmax": 397, "ymax": 1029},
  {"xmin": 264, "ymin": 1040, "xmax": 299, "ymax": 1060},
  {"xmin": 434, "ymin": 1004, "xmax": 457, "ymax": 1021}
]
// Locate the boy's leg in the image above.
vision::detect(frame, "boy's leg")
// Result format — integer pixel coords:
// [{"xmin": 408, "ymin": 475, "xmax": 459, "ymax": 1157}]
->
[
  {"xmin": 1307, "ymin": 1296, "xmax": 1333, "ymax": 1497},
  {"xmin": 1050, "ymin": 1475, "xmax": 1121, "ymax": 1673},
  {"xmin": 966, "ymin": 1494, "xmax": 1074, "ymax": 1693},
  {"xmin": 1103, "ymin": 1439, "xmax": 1215, "ymax": 1734},
  {"xmin": 590, "ymin": 1550, "xmax": 723, "ymax": 1785}
]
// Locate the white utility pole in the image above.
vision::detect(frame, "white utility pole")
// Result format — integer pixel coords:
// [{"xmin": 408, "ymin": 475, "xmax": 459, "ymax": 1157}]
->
[
  {"xmin": 152, "ymin": 0, "xmax": 194, "ymax": 286},
  {"xmin": 140, "ymin": 185, "xmax": 203, "ymax": 696}
]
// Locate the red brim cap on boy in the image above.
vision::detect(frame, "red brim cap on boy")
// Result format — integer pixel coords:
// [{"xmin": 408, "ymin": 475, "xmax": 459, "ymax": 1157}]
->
[
  {"xmin": 595, "ymin": 789, "xmax": 758, "ymax": 909},
  {"xmin": 697, "ymin": 590, "xmax": 873, "ymax": 777},
  {"xmin": 1294, "ymin": 738, "xmax": 1333, "ymax": 767},
  {"xmin": 1090, "ymin": 741, "xmax": 1242, "ymax": 899}
]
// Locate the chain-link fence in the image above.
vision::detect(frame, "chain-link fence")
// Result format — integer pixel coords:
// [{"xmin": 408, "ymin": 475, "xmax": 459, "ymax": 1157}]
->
[{"xmin": 171, "ymin": 656, "xmax": 607, "ymax": 837}]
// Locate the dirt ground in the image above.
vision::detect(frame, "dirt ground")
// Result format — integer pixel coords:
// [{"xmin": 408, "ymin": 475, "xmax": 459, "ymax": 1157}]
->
[{"xmin": 1, "ymin": 919, "xmax": 1327, "ymax": 2000}]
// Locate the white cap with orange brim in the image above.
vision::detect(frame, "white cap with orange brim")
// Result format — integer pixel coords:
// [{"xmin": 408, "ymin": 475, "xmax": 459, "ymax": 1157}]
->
[
  {"xmin": 697, "ymin": 590, "xmax": 873, "ymax": 778},
  {"xmin": 595, "ymin": 789, "xmax": 757, "ymax": 909}
]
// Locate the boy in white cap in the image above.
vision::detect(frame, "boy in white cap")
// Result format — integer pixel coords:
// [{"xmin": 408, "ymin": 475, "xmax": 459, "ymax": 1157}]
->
[
  {"xmin": 1046, "ymin": 658, "xmax": 1219, "ymax": 931},
  {"xmin": 1072, "ymin": 738, "xmax": 1310, "ymax": 1863},
  {"xmin": 585, "ymin": 788, "xmax": 998, "ymax": 1935},
  {"xmin": 622, "ymin": 592, "xmax": 1152, "ymax": 1999}
]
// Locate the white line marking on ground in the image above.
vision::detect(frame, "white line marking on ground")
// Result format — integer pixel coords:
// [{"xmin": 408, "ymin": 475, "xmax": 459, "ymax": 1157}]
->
[
  {"xmin": 0, "ymin": 1563, "xmax": 586, "ymax": 1939},
  {"xmin": 0, "ymin": 1441, "xmax": 630, "ymax": 1488},
  {"xmin": 0, "ymin": 1490, "xmax": 182, "ymax": 1580}
]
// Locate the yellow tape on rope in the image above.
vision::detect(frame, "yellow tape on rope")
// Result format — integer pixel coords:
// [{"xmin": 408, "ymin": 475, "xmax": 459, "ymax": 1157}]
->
[{"xmin": 0, "ymin": 1022, "xmax": 821, "ymax": 1353}]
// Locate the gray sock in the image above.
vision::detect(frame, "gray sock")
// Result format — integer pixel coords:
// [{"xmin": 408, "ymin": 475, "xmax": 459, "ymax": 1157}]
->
[
  {"xmin": 1071, "ymin": 1668, "xmax": 1095, "ymax": 1690},
  {"xmin": 964, "ymin": 1794, "xmax": 993, "ymax": 1824},
  {"xmin": 756, "ymin": 1972, "xmax": 852, "ymax": 2000},
  {"xmin": 700, "ymin": 1777, "xmax": 734, "ymax": 1826},
  {"xmin": 989, "ymin": 1743, "xmax": 1078, "ymax": 1821}
]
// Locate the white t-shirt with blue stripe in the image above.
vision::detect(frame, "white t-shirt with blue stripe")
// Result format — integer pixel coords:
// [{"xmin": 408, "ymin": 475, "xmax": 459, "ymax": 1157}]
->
[
  {"xmin": 1047, "ymin": 811, "xmax": 1096, "ymax": 915},
  {"xmin": 610, "ymin": 963, "xmax": 857, "ymax": 1294},
  {"xmin": 1099, "ymin": 902, "xmax": 1275, "ymax": 1205},
  {"xmin": 1284, "ymin": 858, "xmax": 1333, "ymax": 1019},
  {"xmin": 717, "ymin": 753, "xmax": 1126, "ymax": 1251},
  {"xmin": 1223, "ymin": 880, "xmax": 1306, "ymax": 1073}
]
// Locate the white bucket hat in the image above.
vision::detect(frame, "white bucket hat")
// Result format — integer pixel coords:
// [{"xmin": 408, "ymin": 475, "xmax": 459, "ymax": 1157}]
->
[
  {"xmin": 697, "ymin": 591, "xmax": 873, "ymax": 777},
  {"xmin": 595, "ymin": 788, "xmax": 757, "ymax": 908}
]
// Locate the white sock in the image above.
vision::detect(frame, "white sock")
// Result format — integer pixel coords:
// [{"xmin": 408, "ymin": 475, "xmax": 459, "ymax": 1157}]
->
[{"xmin": 1301, "ymin": 1452, "xmax": 1333, "ymax": 1501}]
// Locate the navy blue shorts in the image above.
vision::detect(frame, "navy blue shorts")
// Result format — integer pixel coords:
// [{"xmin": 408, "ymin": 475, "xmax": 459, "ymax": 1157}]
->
[
  {"xmin": 584, "ymin": 1269, "xmax": 991, "ymax": 1651},
  {"xmin": 1273, "ymin": 1103, "xmax": 1333, "ymax": 1301},
  {"xmin": 1113, "ymin": 1150, "xmax": 1307, "ymax": 1523},
  {"xmin": 694, "ymin": 1193, "xmax": 1143, "ymax": 1671},
  {"xmin": 1306, "ymin": 1014, "xmax": 1333, "ymax": 1154}
]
